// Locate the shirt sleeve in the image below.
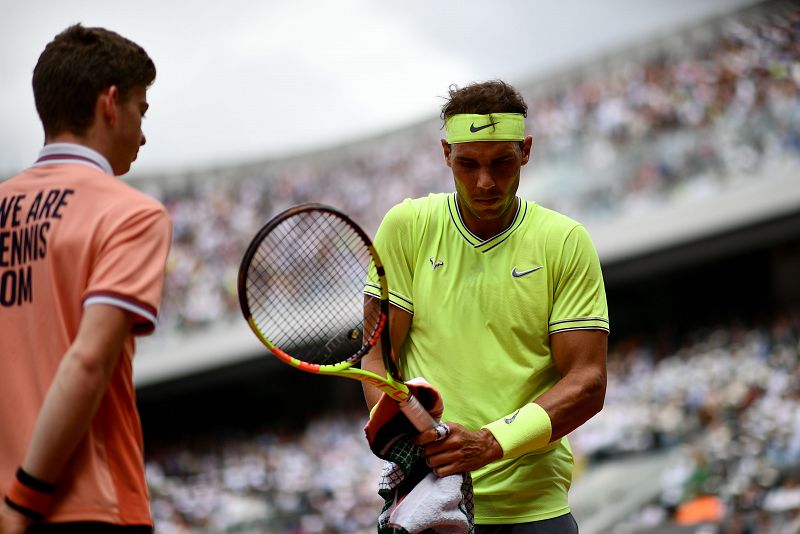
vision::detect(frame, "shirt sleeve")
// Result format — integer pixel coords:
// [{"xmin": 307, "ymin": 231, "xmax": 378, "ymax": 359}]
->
[
  {"xmin": 83, "ymin": 205, "xmax": 173, "ymax": 336},
  {"xmin": 366, "ymin": 199, "xmax": 416, "ymax": 315},
  {"xmin": 549, "ymin": 224, "xmax": 610, "ymax": 334}
]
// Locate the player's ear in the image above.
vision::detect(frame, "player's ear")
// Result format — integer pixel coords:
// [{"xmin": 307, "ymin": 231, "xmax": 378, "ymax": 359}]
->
[
  {"xmin": 520, "ymin": 135, "xmax": 533, "ymax": 165},
  {"xmin": 97, "ymin": 86, "xmax": 119, "ymax": 126},
  {"xmin": 441, "ymin": 139, "xmax": 453, "ymax": 168}
]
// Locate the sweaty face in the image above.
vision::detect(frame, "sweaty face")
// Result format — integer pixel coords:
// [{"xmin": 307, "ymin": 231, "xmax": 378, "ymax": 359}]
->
[
  {"xmin": 443, "ymin": 138, "xmax": 531, "ymax": 239},
  {"xmin": 110, "ymin": 85, "xmax": 149, "ymax": 175}
]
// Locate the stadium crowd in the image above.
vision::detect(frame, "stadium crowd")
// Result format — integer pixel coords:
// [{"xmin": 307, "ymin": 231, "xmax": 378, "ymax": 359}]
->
[
  {"xmin": 576, "ymin": 310, "xmax": 800, "ymax": 533},
  {"xmin": 522, "ymin": 1, "xmax": 800, "ymax": 222},
  {"xmin": 141, "ymin": 1, "xmax": 800, "ymax": 332},
  {"xmin": 142, "ymin": 309, "xmax": 800, "ymax": 533},
  {"xmin": 145, "ymin": 417, "xmax": 383, "ymax": 533}
]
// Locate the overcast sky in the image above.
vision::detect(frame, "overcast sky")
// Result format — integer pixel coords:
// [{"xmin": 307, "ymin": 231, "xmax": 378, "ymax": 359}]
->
[{"xmin": 1, "ymin": 0, "xmax": 758, "ymax": 176}]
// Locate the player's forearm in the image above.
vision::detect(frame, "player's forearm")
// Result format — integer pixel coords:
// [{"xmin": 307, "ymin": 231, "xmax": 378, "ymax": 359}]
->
[
  {"xmin": 535, "ymin": 368, "xmax": 606, "ymax": 442},
  {"xmin": 481, "ymin": 373, "xmax": 604, "ymax": 461},
  {"xmin": 20, "ymin": 304, "xmax": 131, "ymax": 484},
  {"xmin": 540, "ymin": 329, "xmax": 608, "ymax": 443},
  {"xmin": 21, "ymin": 345, "xmax": 118, "ymax": 483},
  {"xmin": 360, "ymin": 349, "xmax": 386, "ymax": 410}
]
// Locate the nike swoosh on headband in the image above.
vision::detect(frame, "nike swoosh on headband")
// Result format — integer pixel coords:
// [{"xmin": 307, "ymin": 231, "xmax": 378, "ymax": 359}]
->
[
  {"xmin": 470, "ymin": 121, "xmax": 499, "ymax": 133},
  {"xmin": 511, "ymin": 266, "xmax": 544, "ymax": 278}
]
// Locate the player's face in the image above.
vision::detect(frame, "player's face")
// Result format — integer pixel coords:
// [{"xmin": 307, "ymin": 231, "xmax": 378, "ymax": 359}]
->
[
  {"xmin": 442, "ymin": 137, "xmax": 532, "ymax": 239},
  {"xmin": 109, "ymin": 85, "xmax": 149, "ymax": 175}
]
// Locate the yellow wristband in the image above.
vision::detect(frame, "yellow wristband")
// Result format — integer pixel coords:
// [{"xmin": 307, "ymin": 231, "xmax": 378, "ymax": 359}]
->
[{"xmin": 482, "ymin": 403, "xmax": 552, "ymax": 459}]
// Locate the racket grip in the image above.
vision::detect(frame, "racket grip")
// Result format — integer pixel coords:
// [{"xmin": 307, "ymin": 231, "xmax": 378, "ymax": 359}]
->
[{"xmin": 398, "ymin": 394, "xmax": 439, "ymax": 432}]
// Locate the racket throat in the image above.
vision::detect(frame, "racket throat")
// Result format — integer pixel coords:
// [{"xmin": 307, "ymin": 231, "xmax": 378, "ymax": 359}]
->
[{"xmin": 357, "ymin": 374, "xmax": 410, "ymax": 402}]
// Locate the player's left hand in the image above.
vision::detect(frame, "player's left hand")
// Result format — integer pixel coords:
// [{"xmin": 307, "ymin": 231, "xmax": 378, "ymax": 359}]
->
[
  {"xmin": 416, "ymin": 422, "xmax": 503, "ymax": 477},
  {"xmin": 0, "ymin": 500, "xmax": 35, "ymax": 534}
]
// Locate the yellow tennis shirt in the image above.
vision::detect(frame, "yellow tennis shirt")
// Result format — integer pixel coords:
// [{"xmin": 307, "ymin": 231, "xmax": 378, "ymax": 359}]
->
[{"xmin": 366, "ymin": 193, "xmax": 609, "ymax": 523}]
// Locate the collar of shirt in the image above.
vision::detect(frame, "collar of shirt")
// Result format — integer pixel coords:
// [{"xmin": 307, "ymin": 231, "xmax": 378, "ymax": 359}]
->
[{"xmin": 32, "ymin": 143, "xmax": 114, "ymax": 176}]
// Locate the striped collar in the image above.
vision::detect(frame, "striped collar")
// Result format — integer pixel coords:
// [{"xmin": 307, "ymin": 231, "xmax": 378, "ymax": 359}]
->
[
  {"xmin": 448, "ymin": 193, "xmax": 528, "ymax": 253},
  {"xmin": 32, "ymin": 143, "xmax": 113, "ymax": 175}
]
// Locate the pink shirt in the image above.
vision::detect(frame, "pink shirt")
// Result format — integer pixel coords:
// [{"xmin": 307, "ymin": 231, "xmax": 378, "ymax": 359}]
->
[{"xmin": 0, "ymin": 144, "xmax": 172, "ymax": 525}]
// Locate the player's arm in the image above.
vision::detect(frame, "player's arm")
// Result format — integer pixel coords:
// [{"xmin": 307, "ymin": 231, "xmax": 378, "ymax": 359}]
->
[
  {"xmin": 419, "ymin": 329, "xmax": 606, "ymax": 477},
  {"xmin": 3, "ymin": 304, "xmax": 132, "ymax": 522},
  {"xmin": 532, "ymin": 328, "xmax": 608, "ymax": 441},
  {"xmin": 361, "ymin": 297, "xmax": 413, "ymax": 410},
  {"xmin": 483, "ymin": 225, "xmax": 608, "ymax": 451}
]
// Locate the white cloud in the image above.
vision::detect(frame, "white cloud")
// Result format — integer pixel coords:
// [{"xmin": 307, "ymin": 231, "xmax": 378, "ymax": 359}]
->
[{"xmin": 0, "ymin": 0, "xmax": 758, "ymax": 175}]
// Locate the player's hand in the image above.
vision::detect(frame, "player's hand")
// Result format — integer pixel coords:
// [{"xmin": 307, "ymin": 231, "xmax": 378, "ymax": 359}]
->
[
  {"xmin": 416, "ymin": 422, "xmax": 503, "ymax": 477},
  {"xmin": 0, "ymin": 500, "xmax": 35, "ymax": 534}
]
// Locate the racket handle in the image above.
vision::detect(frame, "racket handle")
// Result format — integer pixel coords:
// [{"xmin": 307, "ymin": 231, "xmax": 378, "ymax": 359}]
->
[{"xmin": 398, "ymin": 394, "xmax": 439, "ymax": 432}]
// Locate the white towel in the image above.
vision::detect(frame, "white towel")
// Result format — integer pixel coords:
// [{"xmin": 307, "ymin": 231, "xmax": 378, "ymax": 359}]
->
[
  {"xmin": 389, "ymin": 471, "xmax": 472, "ymax": 534},
  {"xmin": 366, "ymin": 378, "xmax": 474, "ymax": 534}
]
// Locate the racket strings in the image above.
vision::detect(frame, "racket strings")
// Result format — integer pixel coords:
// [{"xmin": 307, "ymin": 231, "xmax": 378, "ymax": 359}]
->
[{"xmin": 245, "ymin": 210, "xmax": 381, "ymax": 366}]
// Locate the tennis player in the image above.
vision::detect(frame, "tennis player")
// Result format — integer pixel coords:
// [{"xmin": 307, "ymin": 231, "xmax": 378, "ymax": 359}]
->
[
  {"xmin": 0, "ymin": 25, "xmax": 171, "ymax": 533},
  {"xmin": 363, "ymin": 79, "xmax": 609, "ymax": 532}
]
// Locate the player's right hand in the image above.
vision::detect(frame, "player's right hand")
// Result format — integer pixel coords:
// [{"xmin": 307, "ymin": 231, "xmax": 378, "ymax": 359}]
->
[
  {"xmin": 0, "ymin": 500, "xmax": 35, "ymax": 534},
  {"xmin": 416, "ymin": 422, "xmax": 503, "ymax": 477}
]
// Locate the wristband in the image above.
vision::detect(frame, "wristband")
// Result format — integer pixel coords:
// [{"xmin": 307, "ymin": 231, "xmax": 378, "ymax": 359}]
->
[
  {"xmin": 4, "ymin": 467, "xmax": 56, "ymax": 521},
  {"xmin": 482, "ymin": 403, "xmax": 552, "ymax": 459}
]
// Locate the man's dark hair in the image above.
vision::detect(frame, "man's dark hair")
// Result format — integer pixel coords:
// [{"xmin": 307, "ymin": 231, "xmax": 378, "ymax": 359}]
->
[
  {"xmin": 32, "ymin": 24, "xmax": 156, "ymax": 138},
  {"xmin": 440, "ymin": 80, "xmax": 528, "ymax": 124}
]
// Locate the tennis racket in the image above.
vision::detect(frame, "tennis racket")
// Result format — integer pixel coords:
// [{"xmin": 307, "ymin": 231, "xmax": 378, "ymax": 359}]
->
[{"xmin": 237, "ymin": 203, "xmax": 437, "ymax": 433}]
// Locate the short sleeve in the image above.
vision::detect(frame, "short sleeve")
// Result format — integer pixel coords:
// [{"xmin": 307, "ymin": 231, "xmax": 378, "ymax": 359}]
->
[
  {"xmin": 549, "ymin": 225, "xmax": 610, "ymax": 334},
  {"xmin": 83, "ymin": 205, "xmax": 172, "ymax": 336},
  {"xmin": 365, "ymin": 199, "xmax": 416, "ymax": 314}
]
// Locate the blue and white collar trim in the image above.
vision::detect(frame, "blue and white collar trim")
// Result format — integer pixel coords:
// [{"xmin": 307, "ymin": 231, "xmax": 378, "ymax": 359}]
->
[{"xmin": 32, "ymin": 143, "xmax": 113, "ymax": 175}]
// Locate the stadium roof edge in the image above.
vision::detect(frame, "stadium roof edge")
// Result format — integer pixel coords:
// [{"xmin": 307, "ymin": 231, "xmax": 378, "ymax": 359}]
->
[
  {"xmin": 588, "ymin": 166, "xmax": 800, "ymax": 267},
  {"xmin": 133, "ymin": 319, "xmax": 265, "ymax": 388}
]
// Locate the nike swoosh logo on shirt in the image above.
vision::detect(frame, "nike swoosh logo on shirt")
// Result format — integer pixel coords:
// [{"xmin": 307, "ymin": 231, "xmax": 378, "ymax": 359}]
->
[{"xmin": 511, "ymin": 266, "xmax": 543, "ymax": 278}]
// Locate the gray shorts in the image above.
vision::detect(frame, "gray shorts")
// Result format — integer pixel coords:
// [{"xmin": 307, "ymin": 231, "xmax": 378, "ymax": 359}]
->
[{"xmin": 475, "ymin": 513, "xmax": 579, "ymax": 534}]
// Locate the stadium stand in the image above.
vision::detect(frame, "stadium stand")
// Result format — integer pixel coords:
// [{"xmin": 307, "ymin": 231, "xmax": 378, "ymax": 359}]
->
[
  {"xmin": 140, "ymin": 311, "xmax": 800, "ymax": 533},
  {"xmin": 122, "ymin": 1, "xmax": 799, "ymax": 532},
  {"xmin": 131, "ymin": 0, "xmax": 799, "ymax": 336},
  {"xmin": 574, "ymin": 311, "xmax": 800, "ymax": 533}
]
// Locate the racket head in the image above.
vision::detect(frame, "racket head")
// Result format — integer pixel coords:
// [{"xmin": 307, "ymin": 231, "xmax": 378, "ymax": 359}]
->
[{"xmin": 237, "ymin": 203, "xmax": 394, "ymax": 375}]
